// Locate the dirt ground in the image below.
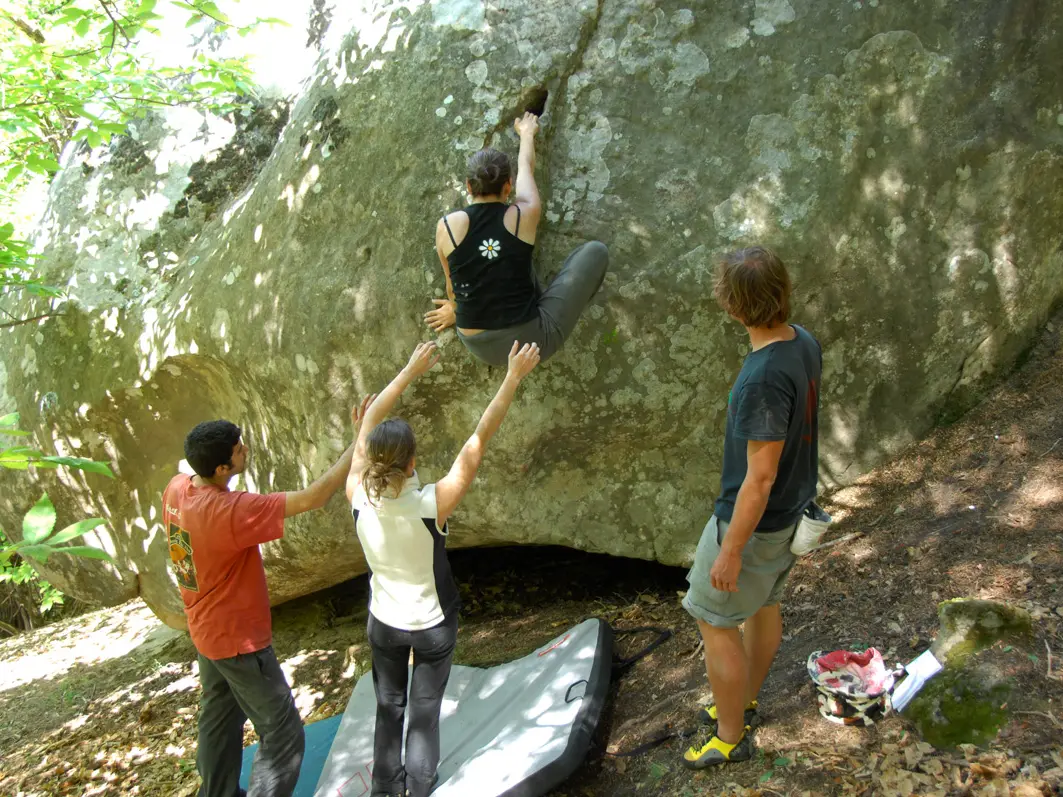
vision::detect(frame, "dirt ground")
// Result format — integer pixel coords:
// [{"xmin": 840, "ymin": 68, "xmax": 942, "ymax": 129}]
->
[{"xmin": 1, "ymin": 317, "xmax": 1062, "ymax": 796}]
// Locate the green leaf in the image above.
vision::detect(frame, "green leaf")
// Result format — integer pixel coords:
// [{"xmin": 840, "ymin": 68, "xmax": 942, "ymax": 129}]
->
[
  {"xmin": 24, "ymin": 158, "xmax": 49, "ymax": 175},
  {"xmin": 54, "ymin": 545, "xmax": 112, "ymax": 561},
  {"xmin": 39, "ymin": 456, "xmax": 115, "ymax": 478},
  {"xmin": 22, "ymin": 493, "xmax": 57, "ymax": 543},
  {"xmin": 1, "ymin": 446, "xmax": 38, "ymax": 457},
  {"xmin": 60, "ymin": 6, "xmax": 89, "ymax": 20},
  {"xmin": 759, "ymin": 772, "xmax": 773, "ymax": 784},
  {"xmin": 97, "ymin": 123, "xmax": 128, "ymax": 135},
  {"xmin": 774, "ymin": 757, "xmax": 792, "ymax": 767},
  {"xmin": 196, "ymin": 1, "xmax": 229, "ymax": 23},
  {"xmin": 36, "ymin": 156, "xmax": 60, "ymax": 173},
  {"xmin": 18, "ymin": 544, "xmax": 52, "ymax": 563},
  {"xmin": 47, "ymin": 518, "xmax": 106, "ymax": 546},
  {"xmin": 0, "ymin": 223, "xmax": 13, "ymax": 241},
  {"xmin": 20, "ymin": 283, "xmax": 64, "ymax": 298},
  {"xmin": 75, "ymin": 17, "xmax": 92, "ymax": 37},
  {"xmin": 85, "ymin": 130, "xmax": 102, "ymax": 148},
  {"xmin": 0, "ymin": 412, "xmax": 19, "ymax": 427}
]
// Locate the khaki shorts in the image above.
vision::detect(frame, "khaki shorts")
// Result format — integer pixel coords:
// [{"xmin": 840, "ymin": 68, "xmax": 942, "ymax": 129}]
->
[{"xmin": 682, "ymin": 515, "xmax": 798, "ymax": 629}]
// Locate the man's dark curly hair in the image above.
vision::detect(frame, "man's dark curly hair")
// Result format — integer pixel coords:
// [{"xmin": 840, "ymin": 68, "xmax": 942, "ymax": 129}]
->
[{"xmin": 184, "ymin": 420, "xmax": 241, "ymax": 478}]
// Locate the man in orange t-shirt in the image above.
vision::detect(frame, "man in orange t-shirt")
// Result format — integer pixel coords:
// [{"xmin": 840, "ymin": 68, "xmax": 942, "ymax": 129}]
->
[{"xmin": 164, "ymin": 399, "xmax": 370, "ymax": 797}]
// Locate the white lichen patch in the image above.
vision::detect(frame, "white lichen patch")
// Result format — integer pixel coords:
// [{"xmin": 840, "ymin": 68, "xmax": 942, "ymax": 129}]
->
[
  {"xmin": 558, "ymin": 114, "xmax": 613, "ymax": 207},
  {"xmin": 751, "ymin": 0, "xmax": 796, "ymax": 36},
  {"xmin": 464, "ymin": 59, "xmax": 489, "ymax": 87},
  {"xmin": 667, "ymin": 42, "xmax": 711, "ymax": 87},
  {"xmin": 725, "ymin": 27, "xmax": 751, "ymax": 49}
]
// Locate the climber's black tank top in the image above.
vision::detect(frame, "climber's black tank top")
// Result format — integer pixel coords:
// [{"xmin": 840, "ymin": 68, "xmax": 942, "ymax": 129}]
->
[{"xmin": 446, "ymin": 203, "xmax": 538, "ymax": 330}]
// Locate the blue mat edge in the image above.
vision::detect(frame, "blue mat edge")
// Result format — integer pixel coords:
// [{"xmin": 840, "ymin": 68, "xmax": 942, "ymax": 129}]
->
[{"xmin": 238, "ymin": 714, "xmax": 343, "ymax": 795}]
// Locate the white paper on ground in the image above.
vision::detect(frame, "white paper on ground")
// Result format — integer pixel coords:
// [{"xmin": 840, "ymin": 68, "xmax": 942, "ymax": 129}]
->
[{"xmin": 891, "ymin": 650, "xmax": 944, "ymax": 712}]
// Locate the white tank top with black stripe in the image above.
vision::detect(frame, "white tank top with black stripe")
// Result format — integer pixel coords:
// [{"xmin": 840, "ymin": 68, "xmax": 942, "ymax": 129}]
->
[{"xmin": 352, "ymin": 472, "xmax": 460, "ymax": 631}]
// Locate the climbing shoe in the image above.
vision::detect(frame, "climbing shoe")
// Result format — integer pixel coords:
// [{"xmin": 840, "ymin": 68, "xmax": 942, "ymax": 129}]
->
[
  {"xmin": 681, "ymin": 726, "xmax": 754, "ymax": 769},
  {"xmin": 698, "ymin": 699, "xmax": 761, "ymax": 730}
]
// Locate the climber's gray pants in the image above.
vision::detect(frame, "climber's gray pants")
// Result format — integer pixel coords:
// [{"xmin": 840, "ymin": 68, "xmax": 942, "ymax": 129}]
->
[{"xmin": 457, "ymin": 241, "xmax": 609, "ymax": 366}]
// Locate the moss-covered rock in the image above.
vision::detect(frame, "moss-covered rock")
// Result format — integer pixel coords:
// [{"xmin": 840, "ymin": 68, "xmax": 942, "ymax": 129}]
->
[
  {"xmin": 906, "ymin": 599, "xmax": 1031, "ymax": 748},
  {"xmin": 905, "ymin": 664, "xmax": 1012, "ymax": 749},
  {"xmin": 932, "ymin": 599, "xmax": 1033, "ymax": 665}
]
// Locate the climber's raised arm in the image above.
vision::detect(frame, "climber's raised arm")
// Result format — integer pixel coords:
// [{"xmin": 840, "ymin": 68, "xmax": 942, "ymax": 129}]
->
[
  {"xmin": 433, "ymin": 341, "xmax": 539, "ymax": 527},
  {"xmin": 510, "ymin": 112, "xmax": 541, "ymax": 244}
]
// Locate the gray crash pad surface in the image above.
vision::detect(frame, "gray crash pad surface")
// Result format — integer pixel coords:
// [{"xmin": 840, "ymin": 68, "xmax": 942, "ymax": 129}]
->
[{"xmin": 314, "ymin": 618, "xmax": 612, "ymax": 797}]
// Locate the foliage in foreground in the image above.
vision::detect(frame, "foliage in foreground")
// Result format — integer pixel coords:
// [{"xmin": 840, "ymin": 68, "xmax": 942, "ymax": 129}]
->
[{"xmin": 0, "ymin": 0, "xmax": 274, "ymax": 629}]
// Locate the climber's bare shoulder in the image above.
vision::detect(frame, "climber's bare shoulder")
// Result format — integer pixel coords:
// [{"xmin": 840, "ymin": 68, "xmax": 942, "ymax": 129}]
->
[{"xmin": 436, "ymin": 211, "xmax": 470, "ymax": 257}]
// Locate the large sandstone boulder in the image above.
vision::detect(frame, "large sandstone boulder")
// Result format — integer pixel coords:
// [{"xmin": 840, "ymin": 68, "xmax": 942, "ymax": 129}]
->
[{"xmin": 2, "ymin": 0, "xmax": 1062, "ymax": 627}]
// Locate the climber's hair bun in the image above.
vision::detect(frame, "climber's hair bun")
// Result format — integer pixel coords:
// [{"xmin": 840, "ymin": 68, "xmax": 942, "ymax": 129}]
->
[{"xmin": 466, "ymin": 148, "xmax": 512, "ymax": 197}]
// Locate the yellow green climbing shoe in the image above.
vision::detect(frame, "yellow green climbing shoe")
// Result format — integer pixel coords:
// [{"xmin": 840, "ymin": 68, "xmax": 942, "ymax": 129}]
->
[{"xmin": 681, "ymin": 726, "xmax": 754, "ymax": 769}]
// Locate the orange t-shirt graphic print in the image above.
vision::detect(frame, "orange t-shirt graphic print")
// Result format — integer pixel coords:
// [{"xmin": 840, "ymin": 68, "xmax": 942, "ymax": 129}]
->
[
  {"xmin": 162, "ymin": 474, "xmax": 286, "ymax": 660},
  {"xmin": 167, "ymin": 523, "xmax": 198, "ymax": 591}
]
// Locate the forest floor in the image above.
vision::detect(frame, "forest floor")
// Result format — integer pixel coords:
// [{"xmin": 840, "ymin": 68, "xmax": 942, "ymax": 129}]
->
[{"xmin": 1, "ymin": 317, "xmax": 1062, "ymax": 797}]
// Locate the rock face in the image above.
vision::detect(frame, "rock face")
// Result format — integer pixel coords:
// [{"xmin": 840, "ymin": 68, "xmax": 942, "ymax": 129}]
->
[{"xmin": 2, "ymin": 0, "xmax": 1063, "ymax": 626}]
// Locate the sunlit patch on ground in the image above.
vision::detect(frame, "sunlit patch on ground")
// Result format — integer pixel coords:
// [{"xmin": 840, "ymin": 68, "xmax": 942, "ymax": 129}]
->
[{"xmin": 0, "ymin": 601, "xmax": 168, "ymax": 692}]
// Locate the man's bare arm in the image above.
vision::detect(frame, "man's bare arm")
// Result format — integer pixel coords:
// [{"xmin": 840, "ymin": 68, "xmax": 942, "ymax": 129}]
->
[
  {"xmin": 710, "ymin": 439, "xmax": 784, "ymax": 591},
  {"xmin": 284, "ymin": 442, "xmax": 356, "ymax": 518}
]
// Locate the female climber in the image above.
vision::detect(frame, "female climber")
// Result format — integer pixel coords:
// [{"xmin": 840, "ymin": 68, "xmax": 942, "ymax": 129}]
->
[
  {"xmin": 345, "ymin": 339, "xmax": 540, "ymax": 797},
  {"xmin": 424, "ymin": 111, "xmax": 609, "ymax": 366}
]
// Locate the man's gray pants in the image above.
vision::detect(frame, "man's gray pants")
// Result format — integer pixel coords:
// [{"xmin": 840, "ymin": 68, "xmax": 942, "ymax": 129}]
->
[
  {"xmin": 196, "ymin": 646, "xmax": 305, "ymax": 797},
  {"xmin": 457, "ymin": 240, "xmax": 609, "ymax": 366}
]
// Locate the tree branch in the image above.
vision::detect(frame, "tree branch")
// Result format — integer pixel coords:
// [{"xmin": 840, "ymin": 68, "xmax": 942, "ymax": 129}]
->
[
  {"xmin": 0, "ymin": 312, "xmax": 64, "ymax": 329},
  {"xmin": 54, "ymin": 45, "xmax": 106, "ymax": 59},
  {"xmin": 97, "ymin": 0, "xmax": 130, "ymax": 52},
  {"xmin": 3, "ymin": 12, "xmax": 46, "ymax": 44},
  {"xmin": 187, "ymin": 3, "xmax": 229, "ymax": 26}
]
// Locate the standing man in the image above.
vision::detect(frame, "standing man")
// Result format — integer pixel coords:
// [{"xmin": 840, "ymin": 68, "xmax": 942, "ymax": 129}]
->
[
  {"xmin": 681, "ymin": 247, "xmax": 822, "ymax": 769},
  {"xmin": 164, "ymin": 398, "xmax": 372, "ymax": 796}
]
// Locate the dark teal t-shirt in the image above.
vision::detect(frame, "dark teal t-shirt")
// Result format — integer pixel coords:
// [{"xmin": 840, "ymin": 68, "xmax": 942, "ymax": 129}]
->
[{"xmin": 714, "ymin": 325, "xmax": 822, "ymax": 532}]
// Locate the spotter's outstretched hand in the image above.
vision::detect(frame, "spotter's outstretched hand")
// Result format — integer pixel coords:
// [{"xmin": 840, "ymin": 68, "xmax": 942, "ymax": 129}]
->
[{"xmin": 506, "ymin": 341, "xmax": 540, "ymax": 383}]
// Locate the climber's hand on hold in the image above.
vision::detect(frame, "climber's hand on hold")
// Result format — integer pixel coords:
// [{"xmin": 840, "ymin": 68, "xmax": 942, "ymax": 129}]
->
[
  {"xmin": 514, "ymin": 111, "xmax": 539, "ymax": 139},
  {"xmin": 425, "ymin": 299, "xmax": 456, "ymax": 332}
]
